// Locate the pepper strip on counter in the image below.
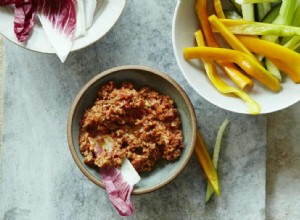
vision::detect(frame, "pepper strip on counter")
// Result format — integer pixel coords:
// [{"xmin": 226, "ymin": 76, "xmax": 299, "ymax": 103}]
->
[
  {"xmin": 206, "ymin": 119, "xmax": 229, "ymax": 203},
  {"xmin": 184, "ymin": 46, "xmax": 280, "ymax": 92},
  {"xmin": 237, "ymin": 35, "xmax": 300, "ymax": 83},
  {"xmin": 196, "ymin": 0, "xmax": 254, "ymax": 90},
  {"xmin": 195, "ymin": 130, "xmax": 220, "ymax": 196},
  {"xmin": 194, "ymin": 30, "xmax": 260, "ymax": 114}
]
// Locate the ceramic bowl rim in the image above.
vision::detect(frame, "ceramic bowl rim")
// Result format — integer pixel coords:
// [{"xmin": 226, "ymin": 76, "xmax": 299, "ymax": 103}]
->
[
  {"xmin": 67, "ymin": 65, "xmax": 197, "ymax": 194},
  {"xmin": 0, "ymin": 0, "xmax": 126, "ymax": 54}
]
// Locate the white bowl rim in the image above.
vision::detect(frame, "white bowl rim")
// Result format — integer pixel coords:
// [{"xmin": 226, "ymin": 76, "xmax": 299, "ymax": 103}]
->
[{"xmin": 0, "ymin": 0, "xmax": 126, "ymax": 54}]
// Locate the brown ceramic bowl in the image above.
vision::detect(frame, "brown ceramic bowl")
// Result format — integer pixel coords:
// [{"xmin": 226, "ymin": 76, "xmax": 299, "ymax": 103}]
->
[{"xmin": 67, "ymin": 65, "xmax": 197, "ymax": 194}]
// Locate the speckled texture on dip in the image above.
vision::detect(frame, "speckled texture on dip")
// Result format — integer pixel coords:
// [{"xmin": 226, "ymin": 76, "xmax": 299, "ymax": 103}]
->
[{"xmin": 79, "ymin": 81, "xmax": 183, "ymax": 173}]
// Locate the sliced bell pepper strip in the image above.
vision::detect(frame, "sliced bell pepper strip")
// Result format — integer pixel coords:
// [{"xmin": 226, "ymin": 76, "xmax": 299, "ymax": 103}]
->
[
  {"xmin": 206, "ymin": 119, "xmax": 229, "ymax": 203},
  {"xmin": 196, "ymin": 0, "xmax": 218, "ymax": 47},
  {"xmin": 194, "ymin": 30, "xmax": 260, "ymax": 114},
  {"xmin": 213, "ymin": 0, "xmax": 225, "ymax": 18},
  {"xmin": 184, "ymin": 46, "xmax": 280, "ymax": 92},
  {"xmin": 215, "ymin": 19, "xmax": 300, "ymax": 36},
  {"xmin": 195, "ymin": 0, "xmax": 253, "ymax": 90},
  {"xmin": 195, "ymin": 130, "xmax": 220, "ymax": 196},
  {"xmin": 208, "ymin": 15, "xmax": 257, "ymax": 61},
  {"xmin": 237, "ymin": 35, "xmax": 300, "ymax": 83},
  {"xmin": 268, "ymin": 58, "xmax": 300, "ymax": 83},
  {"xmin": 220, "ymin": 63, "xmax": 253, "ymax": 90}
]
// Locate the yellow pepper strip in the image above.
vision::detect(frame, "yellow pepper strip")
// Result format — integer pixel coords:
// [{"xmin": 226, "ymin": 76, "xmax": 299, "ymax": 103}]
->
[
  {"xmin": 195, "ymin": 0, "xmax": 254, "ymax": 90},
  {"xmin": 195, "ymin": 130, "xmax": 220, "ymax": 196},
  {"xmin": 194, "ymin": 30, "xmax": 260, "ymax": 114},
  {"xmin": 213, "ymin": 0, "xmax": 225, "ymax": 18},
  {"xmin": 237, "ymin": 35, "xmax": 300, "ymax": 83},
  {"xmin": 184, "ymin": 46, "xmax": 280, "ymax": 92},
  {"xmin": 208, "ymin": 15, "xmax": 257, "ymax": 62},
  {"xmin": 221, "ymin": 64, "xmax": 253, "ymax": 90}
]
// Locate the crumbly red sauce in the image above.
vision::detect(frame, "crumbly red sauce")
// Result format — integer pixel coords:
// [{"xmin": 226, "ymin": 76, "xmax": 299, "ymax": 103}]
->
[{"xmin": 79, "ymin": 81, "xmax": 183, "ymax": 173}]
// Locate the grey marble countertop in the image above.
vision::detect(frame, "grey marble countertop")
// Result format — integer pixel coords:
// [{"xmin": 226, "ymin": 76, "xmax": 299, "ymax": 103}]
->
[{"xmin": 0, "ymin": 1, "xmax": 299, "ymax": 219}]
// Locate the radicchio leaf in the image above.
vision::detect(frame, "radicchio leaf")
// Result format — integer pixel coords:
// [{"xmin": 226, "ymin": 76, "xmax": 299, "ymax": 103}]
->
[
  {"xmin": 37, "ymin": 0, "xmax": 77, "ymax": 62},
  {"xmin": 14, "ymin": 1, "xmax": 36, "ymax": 42},
  {"xmin": 1, "ymin": 0, "xmax": 77, "ymax": 62},
  {"xmin": 36, "ymin": 0, "xmax": 77, "ymax": 38},
  {"xmin": 0, "ymin": 0, "xmax": 24, "ymax": 6},
  {"xmin": 90, "ymin": 137, "xmax": 141, "ymax": 216}
]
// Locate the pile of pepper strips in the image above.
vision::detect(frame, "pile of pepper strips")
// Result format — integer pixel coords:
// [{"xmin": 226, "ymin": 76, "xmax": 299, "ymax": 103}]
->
[
  {"xmin": 190, "ymin": 0, "xmax": 300, "ymax": 202},
  {"xmin": 184, "ymin": 0, "xmax": 300, "ymax": 115}
]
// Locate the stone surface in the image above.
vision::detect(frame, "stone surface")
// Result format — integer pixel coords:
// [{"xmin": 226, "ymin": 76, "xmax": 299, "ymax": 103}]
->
[
  {"xmin": 266, "ymin": 103, "xmax": 300, "ymax": 220},
  {"xmin": 0, "ymin": 1, "xmax": 266, "ymax": 219},
  {"xmin": 0, "ymin": 36, "xmax": 3, "ymax": 184}
]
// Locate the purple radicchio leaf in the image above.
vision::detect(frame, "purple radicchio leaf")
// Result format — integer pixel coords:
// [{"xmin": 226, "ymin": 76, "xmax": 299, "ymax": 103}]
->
[
  {"xmin": 0, "ymin": 0, "xmax": 25, "ymax": 6},
  {"xmin": 91, "ymin": 137, "xmax": 141, "ymax": 216},
  {"xmin": 36, "ymin": 0, "xmax": 77, "ymax": 62},
  {"xmin": 14, "ymin": 1, "xmax": 36, "ymax": 42},
  {"xmin": 36, "ymin": 0, "xmax": 77, "ymax": 38},
  {"xmin": 1, "ymin": 0, "xmax": 77, "ymax": 61}
]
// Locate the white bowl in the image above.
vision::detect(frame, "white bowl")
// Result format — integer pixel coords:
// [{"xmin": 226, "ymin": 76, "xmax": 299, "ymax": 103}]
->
[
  {"xmin": 172, "ymin": 0, "xmax": 300, "ymax": 114},
  {"xmin": 0, "ymin": 0, "xmax": 125, "ymax": 53}
]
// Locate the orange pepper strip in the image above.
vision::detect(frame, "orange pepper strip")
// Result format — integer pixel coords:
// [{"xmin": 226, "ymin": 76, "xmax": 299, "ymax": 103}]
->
[
  {"xmin": 213, "ymin": 0, "xmax": 225, "ymax": 18},
  {"xmin": 195, "ymin": 130, "xmax": 220, "ymax": 196},
  {"xmin": 237, "ymin": 35, "xmax": 300, "ymax": 83},
  {"xmin": 268, "ymin": 58, "xmax": 300, "ymax": 83},
  {"xmin": 184, "ymin": 46, "xmax": 280, "ymax": 92},
  {"xmin": 194, "ymin": 30, "xmax": 260, "ymax": 114},
  {"xmin": 196, "ymin": 0, "xmax": 218, "ymax": 47},
  {"xmin": 196, "ymin": 0, "xmax": 253, "ymax": 90},
  {"xmin": 208, "ymin": 15, "xmax": 257, "ymax": 62}
]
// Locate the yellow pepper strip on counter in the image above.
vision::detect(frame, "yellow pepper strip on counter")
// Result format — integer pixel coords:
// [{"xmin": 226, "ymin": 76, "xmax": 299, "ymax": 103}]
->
[
  {"xmin": 194, "ymin": 30, "xmax": 260, "ymax": 114},
  {"xmin": 184, "ymin": 46, "xmax": 280, "ymax": 92},
  {"xmin": 208, "ymin": 15, "xmax": 258, "ymax": 62},
  {"xmin": 195, "ymin": 0, "xmax": 254, "ymax": 90},
  {"xmin": 195, "ymin": 130, "xmax": 220, "ymax": 196},
  {"xmin": 213, "ymin": 0, "xmax": 225, "ymax": 19},
  {"xmin": 237, "ymin": 35, "xmax": 300, "ymax": 83}
]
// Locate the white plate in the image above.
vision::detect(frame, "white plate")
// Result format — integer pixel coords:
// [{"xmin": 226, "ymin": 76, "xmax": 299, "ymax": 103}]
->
[
  {"xmin": 0, "ymin": 0, "xmax": 126, "ymax": 53},
  {"xmin": 172, "ymin": 0, "xmax": 300, "ymax": 114}
]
